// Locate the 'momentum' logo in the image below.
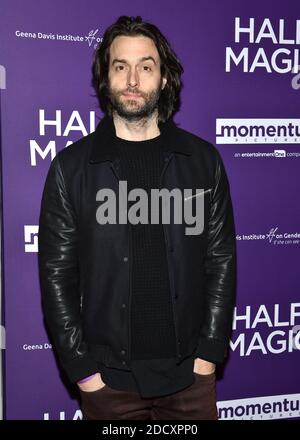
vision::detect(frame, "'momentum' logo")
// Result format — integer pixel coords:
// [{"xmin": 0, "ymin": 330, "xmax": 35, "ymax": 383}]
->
[{"xmin": 216, "ymin": 119, "xmax": 300, "ymax": 144}]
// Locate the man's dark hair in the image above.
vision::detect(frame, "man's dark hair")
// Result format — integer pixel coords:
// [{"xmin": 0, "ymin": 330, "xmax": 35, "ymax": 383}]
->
[{"xmin": 91, "ymin": 15, "xmax": 184, "ymax": 123}]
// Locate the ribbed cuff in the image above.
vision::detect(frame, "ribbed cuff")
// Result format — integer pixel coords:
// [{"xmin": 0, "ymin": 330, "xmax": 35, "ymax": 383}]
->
[
  {"xmin": 61, "ymin": 354, "xmax": 99, "ymax": 383},
  {"xmin": 194, "ymin": 336, "xmax": 228, "ymax": 364}
]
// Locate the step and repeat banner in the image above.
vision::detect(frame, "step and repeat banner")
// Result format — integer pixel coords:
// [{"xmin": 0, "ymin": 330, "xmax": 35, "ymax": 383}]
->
[{"xmin": 0, "ymin": 0, "xmax": 299, "ymax": 420}]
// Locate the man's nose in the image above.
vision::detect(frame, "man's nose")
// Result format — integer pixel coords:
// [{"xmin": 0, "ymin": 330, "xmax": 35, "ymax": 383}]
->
[{"xmin": 127, "ymin": 68, "xmax": 139, "ymax": 88}]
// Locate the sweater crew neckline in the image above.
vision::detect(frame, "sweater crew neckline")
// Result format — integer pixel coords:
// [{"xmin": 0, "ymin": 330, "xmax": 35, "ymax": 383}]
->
[{"xmin": 115, "ymin": 134, "xmax": 162, "ymax": 145}]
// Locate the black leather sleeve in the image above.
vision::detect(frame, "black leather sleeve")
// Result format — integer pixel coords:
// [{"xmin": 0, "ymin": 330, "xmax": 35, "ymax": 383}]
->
[
  {"xmin": 38, "ymin": 154, "xmax": 99, "ymax": 383},
  {"xmin": 195, "ymin": 147, "xmax": 237, "ymax": 364}
]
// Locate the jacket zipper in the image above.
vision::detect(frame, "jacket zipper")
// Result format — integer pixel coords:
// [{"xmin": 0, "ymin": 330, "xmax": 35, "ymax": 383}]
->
[{"xmin": 159, "ymin": 153, "xmax": 181, "ymax": 361}]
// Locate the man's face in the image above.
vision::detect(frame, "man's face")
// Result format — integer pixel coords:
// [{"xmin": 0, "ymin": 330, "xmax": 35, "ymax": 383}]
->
[{"xmin": 107, "ymin": 35, "xmax": 167, "ymax": 121}]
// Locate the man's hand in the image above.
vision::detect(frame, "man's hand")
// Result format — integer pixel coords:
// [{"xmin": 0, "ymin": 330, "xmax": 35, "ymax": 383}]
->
[
  {"xmin": 193, "ymin": 358, "xmax": 216, "ymax": 375},
  {"xmin": 77, "ymin": 372, "xmax": 106, "ymax": 392}
]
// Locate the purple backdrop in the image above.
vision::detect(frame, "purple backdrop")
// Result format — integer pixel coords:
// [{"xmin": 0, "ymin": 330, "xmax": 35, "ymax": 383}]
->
[{"xmin": 0, "ymin": 0, "xmax": 299, "ymax": 420}]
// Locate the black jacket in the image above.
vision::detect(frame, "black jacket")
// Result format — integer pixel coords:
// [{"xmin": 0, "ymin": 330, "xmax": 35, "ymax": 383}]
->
[{"xmin": 38, "ymin": 115, "xmax": 237, "ymax": 383}]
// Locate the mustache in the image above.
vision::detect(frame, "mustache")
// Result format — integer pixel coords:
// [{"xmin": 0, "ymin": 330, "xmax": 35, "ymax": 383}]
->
[{"xmin": 122, "ymin": 89, "xmax": 143, "ymax": 95}]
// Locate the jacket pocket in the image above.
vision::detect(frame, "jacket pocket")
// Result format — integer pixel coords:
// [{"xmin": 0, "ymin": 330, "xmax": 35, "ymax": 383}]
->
[{"xmin": 89, "ymin": 344, "xmax": 111, "ymax": 366}]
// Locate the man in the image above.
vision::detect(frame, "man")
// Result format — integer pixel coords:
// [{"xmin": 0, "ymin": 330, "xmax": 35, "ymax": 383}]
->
[{"xmin": 38, "ymin": 15, "xmax": 236, "ymax": 420}]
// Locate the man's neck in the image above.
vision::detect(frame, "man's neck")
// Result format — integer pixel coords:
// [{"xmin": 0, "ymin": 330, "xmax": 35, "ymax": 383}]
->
[{"xmin": 112, "ymin": 111, "xmax": 161, "ymax": 141}]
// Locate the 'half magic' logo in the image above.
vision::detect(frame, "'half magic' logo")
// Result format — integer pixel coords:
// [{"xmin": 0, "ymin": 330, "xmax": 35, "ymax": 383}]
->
[{"xmin": 216, "ymin": 119, "xmax": 300, "ymax": 144}]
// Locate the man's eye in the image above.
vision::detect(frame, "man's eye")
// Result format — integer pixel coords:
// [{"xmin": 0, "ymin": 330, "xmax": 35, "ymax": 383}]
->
[
  {"xmin": 143, "ymin": 66, "xmax": 151, "ymax": 71},
  {"xmin": 116, "ymin": 65, "xmax": 124, "ymax": 71}
]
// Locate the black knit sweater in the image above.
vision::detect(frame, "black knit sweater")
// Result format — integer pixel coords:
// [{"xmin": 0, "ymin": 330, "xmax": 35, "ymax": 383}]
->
[
  {"xmin": 115, "ymin": 133, "xmax": 177, "ymax": 360},
  {"xmin": 98, "ymin": 132, "xmax": 196, "ymax": 398}
]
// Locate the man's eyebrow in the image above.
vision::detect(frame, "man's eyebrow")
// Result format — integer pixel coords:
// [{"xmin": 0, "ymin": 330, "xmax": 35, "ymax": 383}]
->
[
  {"xmin": 111, "ymin": 56, "xmax": 157, "ymax": 65},
  {"xmin": 138, "ymin": 56, "xmax": 157, "ymax": 64}
]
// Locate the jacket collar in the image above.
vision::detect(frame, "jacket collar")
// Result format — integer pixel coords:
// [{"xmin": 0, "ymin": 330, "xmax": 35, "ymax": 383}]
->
[{"xmin": 89, "ymin": 114, "xmax": 193, "ymax": 164}]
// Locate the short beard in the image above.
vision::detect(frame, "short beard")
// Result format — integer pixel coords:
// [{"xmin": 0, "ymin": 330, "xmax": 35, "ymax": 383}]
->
[{"xmin": 107, "ymin": 80, "xmax": 162, "ymax": 123}]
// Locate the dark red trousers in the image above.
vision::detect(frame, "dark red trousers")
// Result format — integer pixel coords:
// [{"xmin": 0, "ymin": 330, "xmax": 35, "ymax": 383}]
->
[{"xmin": 79, "ymin": 372, "xmax": 218, "ymax": 420}]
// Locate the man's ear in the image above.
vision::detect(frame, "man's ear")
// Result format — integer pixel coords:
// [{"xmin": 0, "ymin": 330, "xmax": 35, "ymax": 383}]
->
[{"xmin": 162, "ymin": 77, "xmax": 167, "ymax": 90}]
